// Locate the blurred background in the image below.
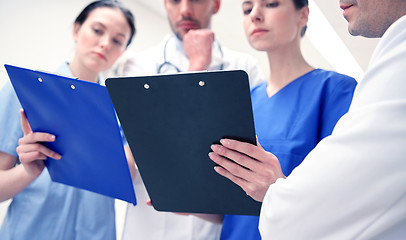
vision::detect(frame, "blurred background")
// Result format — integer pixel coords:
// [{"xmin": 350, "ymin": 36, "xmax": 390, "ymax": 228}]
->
[
  {"xmin": 0, "ymin": 0, "xmax": 380, "ymax": 238},
  {"xmin": 0, "ymin": 0, "xmax": 380, "ymax": 88}
]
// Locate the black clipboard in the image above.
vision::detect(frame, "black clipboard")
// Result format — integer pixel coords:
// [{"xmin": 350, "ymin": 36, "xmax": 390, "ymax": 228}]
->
[
  {"xmin": 106, "ymin": 70, "xmax": 261, "ymax": 215},
  {"xmin": 4, "ymin": 64, "xmax": 136, "ymax": 204}
]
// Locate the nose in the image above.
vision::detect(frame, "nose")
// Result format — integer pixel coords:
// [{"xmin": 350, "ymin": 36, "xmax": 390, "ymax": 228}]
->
[
  {"xmin": 180, "ymin": 0, "xmax": 192, "ymax": 18},
  {"xmin": 99, "ymin": 35, "xmax": 110, "ymax": 50},
  {"xmin": 250, "ymin": 6, "xmax": 263, "ymax": 23}
]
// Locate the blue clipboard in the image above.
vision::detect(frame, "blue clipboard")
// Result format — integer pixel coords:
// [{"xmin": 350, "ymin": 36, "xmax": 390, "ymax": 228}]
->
[{"xmin": 4, "ymin": 64, "xmax": 136, "ymax": 205}]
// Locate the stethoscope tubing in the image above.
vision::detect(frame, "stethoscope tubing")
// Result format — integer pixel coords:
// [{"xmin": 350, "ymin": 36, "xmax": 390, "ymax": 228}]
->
[{"xmin": 157, "ymin": 36, "xmax": 224, "ymax": 74}]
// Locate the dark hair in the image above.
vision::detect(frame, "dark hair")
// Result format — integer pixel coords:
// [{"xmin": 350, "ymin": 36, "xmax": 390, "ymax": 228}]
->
[
  {"xmin": 292, "ymin": 0, "xmax": 308, "ymax": 37},
  {"xmin": 292, "ymin": 0, "xmax": 308, "ymax": 9},
  {"xmin": 74, "ymin": 0, "xmax": 136, "ymax": 47}
]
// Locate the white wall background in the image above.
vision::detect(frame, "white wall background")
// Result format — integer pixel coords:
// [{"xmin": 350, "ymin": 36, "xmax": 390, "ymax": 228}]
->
[
  {"xmin": 0, "ymin": 0, "xmax": 379, "ymax": 238},
  {"xmin": 0, "ymin": 0, "xmax": 379, "ymax": 89}
]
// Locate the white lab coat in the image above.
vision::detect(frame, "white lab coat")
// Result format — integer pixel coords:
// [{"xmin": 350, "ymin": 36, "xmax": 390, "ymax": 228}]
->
[
  {"xmin": 259, "ymin": 15, "xmax": 406, "ymax": 239},
  {"xmin": 123, "ymin": 34, "xmax": 264, "ymax": 88},
  {"xmin": 121, "ymin": 34, "xmax": 264, "ymax": 240}
]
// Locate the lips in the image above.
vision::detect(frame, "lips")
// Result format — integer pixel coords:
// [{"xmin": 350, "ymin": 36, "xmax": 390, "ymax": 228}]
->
[
  {"xmin": 340, "ymin": 2, "xmax": 354, "ymax": 20},
  {"xmin": 178, "ymin": 21, "xmax": 198, "ymax": 30},
  {"xmin": 92, "ymin": 52, "xmax": 107, "ymax": 61},
  {"xmin": 340, "ymin": 3, "xmax": 353, "ymax": 10},
  {"xmin": 251, "ymin": 28, "xmax": 268, "ymax": 36}
]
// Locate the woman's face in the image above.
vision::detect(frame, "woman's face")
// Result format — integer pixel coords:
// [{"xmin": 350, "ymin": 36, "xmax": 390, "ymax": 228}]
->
[
  {"xmin": 73, "ymin": 7, "xmax": 131, "ymax": 73},
  {"xmin": 242, "ymin": 0, "xmax": 308, "ymax": 52}
]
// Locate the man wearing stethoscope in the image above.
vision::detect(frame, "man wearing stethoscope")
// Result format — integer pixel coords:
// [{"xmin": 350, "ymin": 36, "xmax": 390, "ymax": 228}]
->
[
  {"xmin": 124, "ymin": 0, "xmax": 263, "ymax": 87},
  {"xmin": 121, "ymin": 0, "xmax": 264, "ymax": 240}
]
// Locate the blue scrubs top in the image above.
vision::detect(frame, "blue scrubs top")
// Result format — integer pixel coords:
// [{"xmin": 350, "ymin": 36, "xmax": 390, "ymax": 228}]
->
[
  {"xmin": 0, "ymin": 63, "xmax": 116, "ymax": 240},
  {"xmin": 220, "ymin": 69, "xmax": 357, "ymax": 240}
]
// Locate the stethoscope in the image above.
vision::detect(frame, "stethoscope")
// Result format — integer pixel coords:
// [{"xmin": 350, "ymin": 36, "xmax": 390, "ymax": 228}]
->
[{"xmin": 157, "ymin": 36, "xmax": 225, "ymax": 74}]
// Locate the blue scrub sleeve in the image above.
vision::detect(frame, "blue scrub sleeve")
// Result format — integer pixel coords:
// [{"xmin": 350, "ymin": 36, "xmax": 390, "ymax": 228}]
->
[
  {"xmin": 0, "ymin": 82, "xmax": 23, "ymax": 157},
  {"xmin": 319, "ymin": 76, "xmax": 357, "ymax": 139}
]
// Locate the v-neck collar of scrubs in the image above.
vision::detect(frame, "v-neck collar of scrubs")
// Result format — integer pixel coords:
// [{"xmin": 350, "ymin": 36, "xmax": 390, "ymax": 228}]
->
[{"xmin": 266, "ymin": 68, "xmax": 320, "ymax": 100}]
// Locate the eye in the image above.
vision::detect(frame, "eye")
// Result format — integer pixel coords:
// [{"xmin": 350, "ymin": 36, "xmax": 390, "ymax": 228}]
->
[
  {"xmin": 242, "ymin": 7, "xmax": 252, "ymax": 15},
  {"xmin": 113, "ymin": 38, "xmax": 123, "ymax": 46},
  {"xmin": 266, "ymin": 1, "xmax": 279, "ymax": 8},
  {"xmin": 93, "ymin": 27, "xmax": 103, "ymax": 35}
]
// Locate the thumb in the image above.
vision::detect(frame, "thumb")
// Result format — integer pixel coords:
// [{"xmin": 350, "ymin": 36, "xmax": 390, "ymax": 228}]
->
[{"xmin": 256, "ymin": 136, "xmax": 264, "ymax": 150}]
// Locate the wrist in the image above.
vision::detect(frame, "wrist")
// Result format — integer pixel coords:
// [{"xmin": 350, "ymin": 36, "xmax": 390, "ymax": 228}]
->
[
  {"xmin": 21, "ymin": 162, "xmax": 44, "ymax": 180},
  {"xmin": 188, "ymin": 59, "xmax": 211, "ymax": 71}
]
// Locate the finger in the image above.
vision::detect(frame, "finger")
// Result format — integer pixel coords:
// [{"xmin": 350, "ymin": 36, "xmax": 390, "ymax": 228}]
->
[
  {"xmin": 20, "ymin": 109, "xmax": 32, "ymax": 135},
  {"xmin": 211, "ymin": 144, "xmax": 262, "ymax": 172},
  {"xmin": 209, "ymin": 152, "xmax": 256, "ymax": 183},
  {"xmin": 17, "ymin": 142, "xmax": 61, "ymax": 160},
  {"xmin": 256, "ymin": 136, "xmax": 264, "ymax": 150},
  {"xmin": 174, "ymin": 212, "xmax": 190, "ymax": 216},
  {"xmin": 213, "ymin": 165, "xmax": 250, "ymax": 193},
  {"xmin": 18, "ymin": 132, "xmax": 56, "ymax": 145},
  {"xmin": 209, "ymin": 31, "xmax": 215, "ymax": 42},
  {"xmin": 18, "ymin": 151, "xmax": 48, "ymax": 164},
  {"xmin": 220, "ymin": 138, "xmax": 274, "ymax": 161}
]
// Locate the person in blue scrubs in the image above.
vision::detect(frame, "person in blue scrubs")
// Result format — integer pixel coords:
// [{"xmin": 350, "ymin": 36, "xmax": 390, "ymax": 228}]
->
[
  {"xmin": 0, "ymin": 1, "xmax": 136, "ymax": 239},
  {"xmin": 208, "ymin": 0, "xmax": 357, "ymax": 239}
]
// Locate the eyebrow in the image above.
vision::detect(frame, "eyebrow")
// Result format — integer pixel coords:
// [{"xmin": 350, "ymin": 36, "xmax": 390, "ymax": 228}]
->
[
  {"xmin": 92, "ymin": 21, "xmax": 127, "ymax": 38},
  {"xmin": 242, "ymin": 0, "xmax": 272, "ymax": 6}
]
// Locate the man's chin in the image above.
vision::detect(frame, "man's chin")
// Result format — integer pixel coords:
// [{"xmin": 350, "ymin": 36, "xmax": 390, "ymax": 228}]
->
[
  {"xmin": 174, "ymin": 27, "xmax": 200, "ymax": 40},
  {"xmin": 347, "ymin": 22, "xmax": 361, "ymax": 36},
  {"xmin": 348, "ymin": 27, "xmax": 360, "ymax": 37},
  {"xmin": 175, "ymin": 29, "xmax": 191, "ymax": 40}
]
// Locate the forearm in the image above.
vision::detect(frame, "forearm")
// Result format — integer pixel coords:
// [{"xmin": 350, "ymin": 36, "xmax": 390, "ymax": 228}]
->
[
  {"xmin": 124, "ymin": 146, "xmax": 136, "ymax": 180},
  {"xmin": 0, "ymin": 164, "xmax": 38, "ymax": 202},
  {"xmin": 187, "ymin": 59, "xmax": 211, "ymax": 72}
]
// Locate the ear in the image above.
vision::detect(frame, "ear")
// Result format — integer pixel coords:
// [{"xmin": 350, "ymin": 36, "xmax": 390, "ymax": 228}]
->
[
  {"xmin": 73, "ymin": 22, "xmax": 81, "ymax": 42},
  {"xmin": 299, "ymin": 6, "xmax": 309, "ymax": 28},
  {"xmin": 164, "ymin": 0, "xmax": 169, "ymax": 10},
  {"xmin": 213, "ymin": 0, "xmax": 221, "ymax": 14}
]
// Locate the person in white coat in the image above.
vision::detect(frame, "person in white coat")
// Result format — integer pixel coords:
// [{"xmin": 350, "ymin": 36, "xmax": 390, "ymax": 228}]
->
[
  {"xmin": 120, "ymin": 0, "xmax": 264, "ymax": 240},
  {"xmin": 209, "ymin": 0, "xmax": 406, "ymax": 238},
  {"xmin": 123, "ymin": 0, "xmax": 263, "ymax": 88}
]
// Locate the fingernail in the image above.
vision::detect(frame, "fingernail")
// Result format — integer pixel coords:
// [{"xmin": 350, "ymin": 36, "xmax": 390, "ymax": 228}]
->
[
  {"xmin": 220, "ymin": 139, "xmax": 230, "ymax": 146},
  {"xmin": 211, "ymin": 144, "xmax": 220, "ymax": 152},
  {"xmin": 50, "ymin": 135, "xmax": 56, "ymax": 140}
]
